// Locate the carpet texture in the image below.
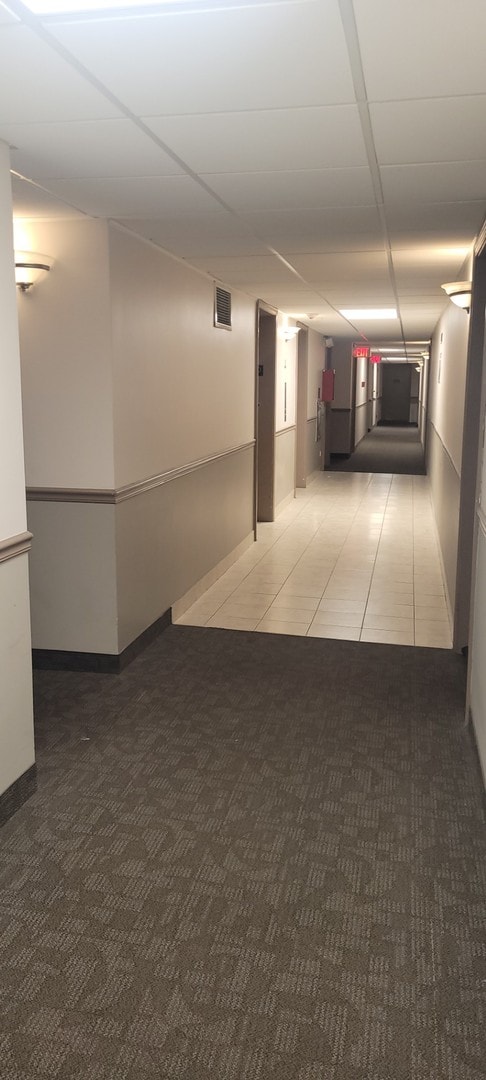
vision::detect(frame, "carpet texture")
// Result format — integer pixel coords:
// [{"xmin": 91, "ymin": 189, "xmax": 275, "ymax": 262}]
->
[
  {"xmin": 0, "ymin": 626, "xmax": 485, "ymax": 1080},
  {"xmin": 330, "ymin": 425, "xmax": 426, "ymax": 474}
]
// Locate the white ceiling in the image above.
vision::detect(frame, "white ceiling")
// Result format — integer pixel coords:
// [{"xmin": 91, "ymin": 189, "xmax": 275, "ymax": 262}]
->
[{"xmin": 2, "ymin": 0, "xmax": 486, "ymax": 347}]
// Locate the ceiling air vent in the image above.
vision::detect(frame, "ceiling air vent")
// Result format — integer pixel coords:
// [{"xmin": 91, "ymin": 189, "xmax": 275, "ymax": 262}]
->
[{"xmin": 214, "ymin": 285, "xmax": 232, "ymax": 330}]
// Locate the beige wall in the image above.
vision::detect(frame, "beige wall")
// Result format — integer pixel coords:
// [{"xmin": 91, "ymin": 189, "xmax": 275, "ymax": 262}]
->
[
  {"xmin": 18, "ymin": 217, "xmax": 257, "ymax": 656},
  {"xmin": 109, "ymin": 224, "xmax": 255, "ymax": 486},
  {"xmin": 427, "ymin": 278, "xmax": 471, "ymax": 618},
  {"xmin": 16, "ymin": 218, "xmax": 114, "ymax": 489},
  {"xmin": 0, "ymin": 140, "xmax": 34, "ymax": 797}
]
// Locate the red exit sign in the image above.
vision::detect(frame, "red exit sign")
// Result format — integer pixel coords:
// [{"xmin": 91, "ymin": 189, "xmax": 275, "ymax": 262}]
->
[
  {"xmin": 370, "ymin": 353, "xmax": 381, "ymax": 364},
  {"xmin": 353, "ymin": 345, "xmax": 369, "ymax": 358}
]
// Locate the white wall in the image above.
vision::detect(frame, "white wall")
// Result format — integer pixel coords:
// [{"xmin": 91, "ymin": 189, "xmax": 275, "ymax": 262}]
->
[
  {"xmin": 16, "ymin": 219, "xmax": 114, "ymax": 489},
  {"xmin": 0, "ymin": 140, "xmax": 34, "ymax": 797}
]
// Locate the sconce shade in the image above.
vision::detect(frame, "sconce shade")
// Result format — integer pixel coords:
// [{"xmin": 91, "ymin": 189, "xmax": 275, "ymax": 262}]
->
[
  {"xmin": 441, "ymin": 280, "xmax": 472, "ymax": 312},
  {"xmin": 15, "ymin": 251, "xmax": 53, "ymax": 291}
]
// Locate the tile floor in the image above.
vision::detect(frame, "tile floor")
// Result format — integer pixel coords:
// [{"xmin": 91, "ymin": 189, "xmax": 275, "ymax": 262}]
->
[{"xmin": 175, "ymin": 472, "xmax": 452, "ymax": 648}]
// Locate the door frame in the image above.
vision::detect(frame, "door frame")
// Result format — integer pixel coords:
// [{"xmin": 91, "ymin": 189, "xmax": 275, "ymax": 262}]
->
[
  {"xmin": 455, "ymin": 221, "xmax": 486, "ymax": 653},
  {"xmin": 255, "ymin": 300, "xmax": 278, "ymax": 525}
]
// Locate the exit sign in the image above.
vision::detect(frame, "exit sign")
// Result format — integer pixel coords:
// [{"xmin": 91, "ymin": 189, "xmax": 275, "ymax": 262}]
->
[
  {"xmin": 370, "ymin": 353, "xmax": 381, "ymax": 364},
  {"xmin": 353, "ymin": 345, "xmax": 369, "ymax": 358}
]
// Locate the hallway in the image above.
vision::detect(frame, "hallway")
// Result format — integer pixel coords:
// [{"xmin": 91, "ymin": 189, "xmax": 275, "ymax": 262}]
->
[
  {"xmin": 329, "ymin": 424, "xmax": 426, "ymax": 475},
  {"xmin": 177, "ymin": 472, "xmax": 452, "ymax": 649}
]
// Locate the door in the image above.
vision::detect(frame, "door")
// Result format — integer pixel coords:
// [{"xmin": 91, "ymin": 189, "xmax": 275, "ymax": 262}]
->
[
  {"xmin": 381, "ymin": 363, "xmax": 412, "ymax": 423},
  {"xmin": 256, "ymin": 306, "xmax": 276, "ymax": 521}
]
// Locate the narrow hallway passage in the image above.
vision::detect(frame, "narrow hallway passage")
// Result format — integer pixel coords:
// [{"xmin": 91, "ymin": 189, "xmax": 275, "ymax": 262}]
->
[
  {"xmin": 329, "ymin": 424, "xmax": 426, "ymax": 475},
  {"xmin": 176, "ymin": 473, "xmax": 452, "ymax": 649}
]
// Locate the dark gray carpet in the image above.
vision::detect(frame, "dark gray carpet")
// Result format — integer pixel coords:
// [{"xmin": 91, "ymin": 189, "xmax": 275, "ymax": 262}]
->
[
  {"xmin": 1, "ymin": 626, "xmax": 485, "ymax": 1080},
  {"xmin": 330, "ymin": 424, "xmax": 426, "ymax": 474}
]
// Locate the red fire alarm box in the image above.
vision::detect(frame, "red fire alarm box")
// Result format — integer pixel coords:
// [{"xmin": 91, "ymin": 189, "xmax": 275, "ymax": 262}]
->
[{"xmin": 321, "ymin": 369, "xmax": 335, "ymax": 403}]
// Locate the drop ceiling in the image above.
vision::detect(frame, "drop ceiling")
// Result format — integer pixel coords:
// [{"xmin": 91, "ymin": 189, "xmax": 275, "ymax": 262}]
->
[{"xmin": 2, "ymin": 0, "xmax": 486, "ymax": 346}]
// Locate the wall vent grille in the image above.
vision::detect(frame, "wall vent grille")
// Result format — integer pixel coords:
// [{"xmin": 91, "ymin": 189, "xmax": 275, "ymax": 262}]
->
[{"xmin": 214, "ymin": 286, "xmax": 232, "ymax": 330}]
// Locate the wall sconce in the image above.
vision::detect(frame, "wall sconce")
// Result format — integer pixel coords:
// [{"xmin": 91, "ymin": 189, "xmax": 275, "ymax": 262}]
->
[
  {"xmin": 15, "ymin": 251, "xmax": 53, "ymax": 292},
  {"xmin": 281, "ymin": 325, "xmax": 300, "ymax": 342},
  {"xmin": 441, "ymin": 280, "xmax": 472, "ymax": 313}
]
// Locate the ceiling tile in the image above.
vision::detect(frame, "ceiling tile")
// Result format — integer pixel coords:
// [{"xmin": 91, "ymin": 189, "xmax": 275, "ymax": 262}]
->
[
  {"xmin": 381, "ymin": 162, "xmax": 486, "ymax": 206},
  {"xmin": 354, "ymin": 0, "xmax": 486, "ymax": 100},
  {"xmin": 0, "ymin": 119, "xmax": 184, "ymax": 179},
  {"xmin": 186, "ymin": 255, "xmax": 300, "ymax": 285},
  {"xmin": 40, "ymin": 175, "xmax": 224, "ymax": 217},
  {"xmin": 287, "ymin": 251, "xmax": 389, "ymax": 280},
  {"xmin": 201, "ymin": 168, "xmax": 375, "ymax": 212},
  {"xmin": 0, "ymin": 25, "xmax": 121, "ymax": 123},
  {"xmin": 240, "ymin": 206, "xmax": 383, "ymax": 252},
  {"xmin": 143, "ymin": 105, "xmax": 368, "ymax": 174},
  {"xmin": 11, "ymin": 174, "xmax": 85, "ymax": 218},
  {"xmin": 116, "ymin": 215, "xmax": 271, "ymax": 258},
  {"xmin": 370, "ymin": 96, "xmax": 486, "ymax": 166},
  {"xmin": 51, "ymin": 0, "xmax": 354, "ymax": 115}
]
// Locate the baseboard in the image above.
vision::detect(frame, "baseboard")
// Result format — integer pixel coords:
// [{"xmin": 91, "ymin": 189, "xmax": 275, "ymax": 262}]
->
[
  {"xmin": 32, "ymin": 608, "xmax": 171, "ymax": 674},
  {"xmin": 0, "ymin": 764, "xmax": 37, "ymax": 827}
]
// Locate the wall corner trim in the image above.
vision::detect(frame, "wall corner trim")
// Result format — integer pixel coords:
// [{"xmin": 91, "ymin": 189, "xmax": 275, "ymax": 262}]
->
[{"xmin": 0, "ymin": 531, "xmax": 33, "ymax": 565}]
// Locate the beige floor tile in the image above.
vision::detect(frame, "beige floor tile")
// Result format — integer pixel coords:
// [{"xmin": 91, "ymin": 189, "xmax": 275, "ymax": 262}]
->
[
  {"xmin": 307, "ymin": 625, "xmax": 361, "ymax": 640},
  {"xmin": 311, "ymin": 610, "xmax": 363, "ymax": 628},
  {"xmin": 414, "ymin": 618, "xmax": 452, "ymax": 635},
  {"xmin": 363, "ymin": 613, "xmax": 414, "ymax": 633},
  {"xmin": 176, "ymin": 611, "xmax": 212, "ymax": 626},
  {"xmin": 269, "ymin": 594, "xmax": 319, "ymax": 611},
  {"xmin": 323, "ymin": 585, "xmax": 370, "ymax": 601},
  {"xmin": 360, "ymin": 628, "xmax": 414, "ymax": 645},
  {"xmin": 206, "ymin": 615, "xmax": 260, "ymax": 631},
  {"xmin": 365, "ymin": 601, "xmax": 414, "ymax": 618},
  {"xmin": 279, "ymin": 583, "xmax": 325, "ymax": 598},
  {"xmin": 415, "ymin": 631, "xmax": 453, "ymax": 649},
  {"xmin": 256, "ymin": 620, "xmax": 309, "ymax": 636},
  {"xmin": 368, "ymin": 590, "xmax": 414, "ymax": 606},
  {"xmin": 414, "ymin": 605, "xmax": 449, "ymax": 622},
  {"xmin": 217, "ymin": 598, "xmax": 274, "ymax": 618},
  {"xmin": 265, "ymin": 605, "xmax": 315, "ymax": 623},
  {"xmin": 318, "ymin": 598, "xmax": 367, "ymax": 614}
]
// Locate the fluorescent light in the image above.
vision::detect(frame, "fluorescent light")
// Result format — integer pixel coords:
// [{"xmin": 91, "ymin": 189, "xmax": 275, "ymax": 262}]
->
[
  {"xmin": 21, "ymin": 0, "xmax": 202, "ymax": 13},
  {"xmin": 339, "ymin": 308, "xmax": 397, "ymax": 320}
]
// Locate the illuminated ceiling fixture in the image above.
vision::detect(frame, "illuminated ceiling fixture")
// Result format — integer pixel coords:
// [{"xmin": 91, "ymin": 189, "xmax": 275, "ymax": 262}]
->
[
  {"xmin": 281, "ymin": 326, "xmax": 300, "ymax": 342},
  {"xmin": 15, "ymin": 251, "xmax": 53, "ymax": 292},
  {"xmin": 19, "ymin": 0, "xmax": 207, "ymax": 13},
  {"xmin": 441, "ymin": 281, "xmax": 472, "ymax": 313},
  {"xmin": 339, "ymin": 308, "xmax": 398, "ymax": 320}
]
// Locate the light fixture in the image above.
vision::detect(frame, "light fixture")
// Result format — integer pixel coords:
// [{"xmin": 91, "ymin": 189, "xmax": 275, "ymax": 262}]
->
[
  {"xmin": 15, "ymin": 251, "xmax": 53, "ymax": 292},
  {"xmin": 339, "ymin": 308, "xmax": 398, "ymax": 320},
  {"xmin": 281, "ymin": 326, "xmax": 300, "ymax": 342},
  {"xmin": 441, "ymin": 281, "xmax": 472, "ymax": 313}
]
